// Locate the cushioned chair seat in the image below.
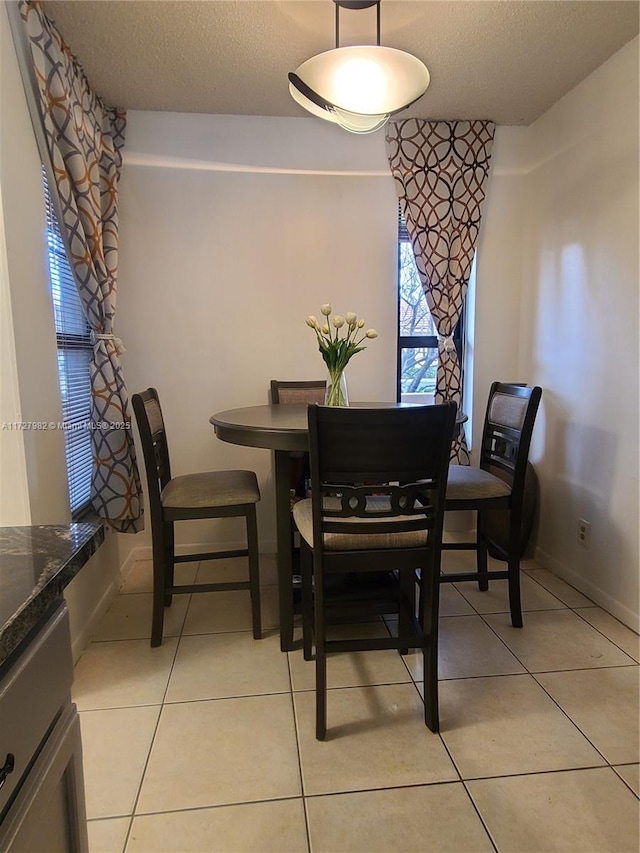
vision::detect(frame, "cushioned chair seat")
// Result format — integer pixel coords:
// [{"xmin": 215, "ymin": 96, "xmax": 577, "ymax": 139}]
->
[
  {"xmin": 161, "ymin": 470, "xmax": 260, "ymax": 509},
  {"xmin": 441, "ymin": 382, "xmax": 542, "ymax": 630},
  {"xmin": 293, "ymin": 497, "xmax": 428, "ymax": 551},
  {"xmin": 446, "ymin": 465, "xmax": 512, "ymax": 501},
  {"xmin": 132, "ymin": 387, "xmax": 262, "ymax": 647}
]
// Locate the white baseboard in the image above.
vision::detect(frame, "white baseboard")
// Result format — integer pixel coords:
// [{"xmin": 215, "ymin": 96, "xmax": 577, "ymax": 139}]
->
[
  {"xmin": 70, "ymin": 572, "xmax": 121, "ymax": 663},
  {"xmin": 69, "ymin": 544, "xmax": 152, "ymax": 662},
  {"xmin": 118, "ymin": 544, "xmax": 145, "ymax": 585},
  {"xmin": 536, "ymin": 546, "xmax": 639, "ymax": 633}
]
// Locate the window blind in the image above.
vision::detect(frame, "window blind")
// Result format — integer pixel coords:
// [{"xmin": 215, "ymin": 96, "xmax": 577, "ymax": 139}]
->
[
  {"xmin": 398, "ymin": 203, "xmax": 410, "ymax": 242},
  {"xmin": 43, "ymin": 171, "xmax": 93, "ymax": 516}
]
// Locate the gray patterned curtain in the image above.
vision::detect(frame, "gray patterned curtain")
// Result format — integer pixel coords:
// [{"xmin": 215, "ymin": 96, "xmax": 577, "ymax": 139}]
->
[
  {"xmin": 385, "ymin": 120, "xmax": 495, "ymax": 464},
  {"xmin": 15, "ymin": 0, "xmax": 143, "ymax": 532}
]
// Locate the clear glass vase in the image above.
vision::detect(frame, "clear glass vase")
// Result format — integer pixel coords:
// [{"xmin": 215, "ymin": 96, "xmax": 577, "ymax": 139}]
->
[{"xmin": 325, "ymin": 369, "xmax": 349, "ymax": 406}]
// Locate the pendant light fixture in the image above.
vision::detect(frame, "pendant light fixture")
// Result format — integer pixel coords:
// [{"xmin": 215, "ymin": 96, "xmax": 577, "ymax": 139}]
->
[{"xmin": 288, "ymin": 0, "xmax": 430, "ymax": 134}]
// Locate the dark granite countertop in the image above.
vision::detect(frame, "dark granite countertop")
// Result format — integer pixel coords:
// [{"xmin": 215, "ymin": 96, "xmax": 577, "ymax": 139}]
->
[{"xmin": 0, "ymin": 522, "xmax": 104, "ymax": 670}]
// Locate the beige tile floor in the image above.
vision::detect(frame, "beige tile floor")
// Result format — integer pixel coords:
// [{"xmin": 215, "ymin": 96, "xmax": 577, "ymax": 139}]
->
[{"xmin": 74, "ymin": 552, "xmax": 640, "ymax": 853}]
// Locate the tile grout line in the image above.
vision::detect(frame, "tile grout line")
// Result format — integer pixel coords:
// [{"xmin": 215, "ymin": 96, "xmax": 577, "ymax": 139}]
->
[
  {"xmin": 286, "ymin": 643, "xmax": 313, "ymax": 853},
  {"xmin": 438, "ymin": 574, "xmax": 636, "ymax": 784},
  {"xmin": 460, "ymin": 779, "xmax": 500, "ymax": 853},
  {"xmin": 570, "ymin": 606, "xmax": 640, "ymax": 662},
  {"xmin": 528, "ymin": 669, "xmax": 627, "ymax": 772},
  {"xmin": 473, "ymin": 607, "xmax": 628, "ymax": 774},
  {"xmin": 120, "ymin": 572, "xmax": 196, "ymax": 852}
]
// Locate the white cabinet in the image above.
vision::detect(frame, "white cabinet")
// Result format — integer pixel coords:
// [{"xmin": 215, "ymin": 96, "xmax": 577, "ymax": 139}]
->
[{"xmin": 0, "ymin": 602, "xmax": 88, "ymax": 852}]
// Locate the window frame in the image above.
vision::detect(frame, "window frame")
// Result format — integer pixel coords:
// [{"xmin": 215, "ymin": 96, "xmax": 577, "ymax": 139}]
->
[{"xmin": 396, "ymin": 208, "xmax": 463, "ymax": 401}]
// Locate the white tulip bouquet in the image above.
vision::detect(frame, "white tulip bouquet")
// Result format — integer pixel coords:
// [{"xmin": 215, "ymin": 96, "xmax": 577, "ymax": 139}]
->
[{"xmin": 306, "ymin": 304, "xmax": 378, "ymax": 405}]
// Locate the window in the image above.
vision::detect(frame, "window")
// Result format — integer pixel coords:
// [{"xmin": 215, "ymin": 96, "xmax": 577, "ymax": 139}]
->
[
  {"xmin": 43, "ymin": 172, "xmax": 93, "ymax": 516},
  {"xmin": 397, "ymin": 209, "xmax": 462, "ymax": 402}
]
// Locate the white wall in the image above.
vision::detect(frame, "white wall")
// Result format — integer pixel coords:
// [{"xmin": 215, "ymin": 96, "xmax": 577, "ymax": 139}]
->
[
  {"xmin": 0, "ymin": 1, "xmax": 68, "ymax": 524},
  {"xmin": 519, "ymin": 37, "xmax": 639, "ymax": 630},
  {"xmin": 471, "ymin": 126, "xmax": 529, "ymax": 456},
  {"xmin": 118, "ymin": 113, "xmax": 400, "ymax": 553},
  {"xmin": 0, "ymin": 186, "xmax": 30, "ymax": 525}
]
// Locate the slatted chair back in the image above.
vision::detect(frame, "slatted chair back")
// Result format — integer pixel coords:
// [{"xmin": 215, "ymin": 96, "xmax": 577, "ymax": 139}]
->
[
  {"xmin": 480, "ymin": 382, "xmax": 542, "ymax": 502},
  {"xmin": 132, "ymin": 387, "xmax": 172, "ymax": 517},
  {"xmin": 270, "ymin": 379, "xmax": 326, "ymax": 405},
  {"xmin": 308, "ymin": 403, "xmax": 456, "ymax": 569}
]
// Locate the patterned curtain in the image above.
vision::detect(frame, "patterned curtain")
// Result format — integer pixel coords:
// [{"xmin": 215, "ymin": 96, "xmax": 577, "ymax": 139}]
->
[
  {"xmin": 385, "ymin": 120, "xmax": 495, "ymax": 464},
  {"xmin": 17, "ymin": 0, "xmax": 143, "ymax": 532}
]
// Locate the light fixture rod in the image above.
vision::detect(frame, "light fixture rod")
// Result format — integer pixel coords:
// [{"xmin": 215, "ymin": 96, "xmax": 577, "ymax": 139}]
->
[{"xmin": 334, "ymin": 0, "xmax": 381, "ymax": 49}]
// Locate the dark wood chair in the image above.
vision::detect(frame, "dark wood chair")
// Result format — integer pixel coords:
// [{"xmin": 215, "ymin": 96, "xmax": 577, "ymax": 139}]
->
[
  {"xmin": 270, "ymin": 379, "xmax": 326, "ymax": 498},
  {"xmin": 441, "ymin": 382, "xmax": 542, "ymax": 628},
  {"xmin": 132, "ymin": 387, "xmax": 262, "ymax": 647},
  {"xmin": 270, "ymin": 379, "xmax": 327, "ymax": 406},
  {"xmin": 293, "ymin": 403, "xmax": 456, "ymax": 740}
]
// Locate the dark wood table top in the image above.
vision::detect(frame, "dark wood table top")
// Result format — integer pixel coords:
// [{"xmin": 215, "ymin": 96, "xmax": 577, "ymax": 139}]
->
[{"xmin": 210, "ymin": 402, "xmax": 466, "ymax": 454}]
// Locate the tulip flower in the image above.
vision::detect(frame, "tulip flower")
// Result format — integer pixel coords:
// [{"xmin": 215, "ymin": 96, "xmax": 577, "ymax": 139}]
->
[{"xmin": 305, "ymin": 304, "xmax": 379, "ymax": 401}]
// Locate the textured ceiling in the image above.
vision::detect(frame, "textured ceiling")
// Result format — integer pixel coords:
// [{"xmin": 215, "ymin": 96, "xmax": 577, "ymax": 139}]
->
[{"xmin": 41, "ymin": 0, "xmax": 639, "ymax": 126}]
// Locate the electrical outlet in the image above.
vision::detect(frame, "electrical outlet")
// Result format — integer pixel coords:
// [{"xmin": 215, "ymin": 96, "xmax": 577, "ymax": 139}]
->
[{"xmin": 578, "ymin": 519, "xmax": 591, "ymax": 548}]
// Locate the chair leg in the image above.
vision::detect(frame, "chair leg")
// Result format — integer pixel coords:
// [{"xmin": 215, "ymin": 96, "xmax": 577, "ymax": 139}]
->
[
  {"xmin": 151, "ymin": 522, "xmax": 169, "ymax": 647},
  {"xmin": 420, "ymin": 557, "xmax": 440, "ymax": 733},
  {"xmin": 507, "ymin": 517, "xmax": 523, "ymax": 629},
  {"xmin": 423, "ymin": 641, "xmax": 439, "ymax": 733},
  {"xmin": 507, "ymin": 561, "xmax": 523, "ymax": 628},
  {"xmin": 246, "ymin": 506, "xmax": 262, "ymax": 640},
  {"xmin": 163, "ymin": 521, "xmax": 175, "ymax": 607},
  {"xmin": 315, "ymin": 577, "xmax": 327, "ymax": 741},
  {"xmin": 398, "ymin": 569, "xmax": 414, "ymax": 655},
  {"xmin": 316, "ymin": 645, "xmax": 327, "ymax": 740},
  {"xmin": 476, "ymin": 512, "xmax": 489, "ymax": 592},
  {"xmin": 300, "ymin": 542, "xmax": 314, "ymax": 661}
]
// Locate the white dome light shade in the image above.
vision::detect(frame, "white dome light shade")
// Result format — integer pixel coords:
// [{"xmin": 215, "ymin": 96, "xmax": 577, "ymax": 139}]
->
[
  {"xmin": 330, "ymin": 106, "xmax": 389, "ymax": 134},
  {"xmin": 290, "ymin": 45, "xmax": 430, "ymax": 117},
  {"xmin": 288, "ymin": 80, "xmax": 387, "ymax": 133},
  {"xmin": 288, "ymin": 80, "xmax": 340, "ymax": 124}
]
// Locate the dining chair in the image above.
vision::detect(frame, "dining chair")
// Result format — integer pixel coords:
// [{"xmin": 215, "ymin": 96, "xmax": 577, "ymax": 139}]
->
[
  {"xmin": 293, "ymin": 402, "xmax": 456, "ymax": 740},
  {"xmin": 270, "ymin": 379, "xmax": 326, "ymax": 498},
  {"xmin": 441, "ymin": 381, "xmax": 542, "ymax": 628},
  {"xmin": 132, "ymin": 387, "xmax": 262, "ymax": 647},
  {"xmin": 270, "ymin": 379, "xmax": 327, "ymax": 406}
]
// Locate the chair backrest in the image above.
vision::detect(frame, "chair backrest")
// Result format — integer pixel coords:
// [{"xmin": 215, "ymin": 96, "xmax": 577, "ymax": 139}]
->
[
  {"xmin": 308, "ymin": 403, "xmax": 456, "ymax": 551},
  {"xmin": 479, "ymin": 382, "xmax": 542, "ymax": 497},
  {"xmin": 270, "ymin": 379, "xmax": 326, "ymax": 405},
  {"xmin": 131, "ymin": 388, "xmax": 172, "ymax": 519}
]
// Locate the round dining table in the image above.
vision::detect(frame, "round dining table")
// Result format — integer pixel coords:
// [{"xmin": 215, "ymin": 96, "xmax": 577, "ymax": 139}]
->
[{"xmin": 210, "ymin": 402, "xmax": 466, "ymax": 651}]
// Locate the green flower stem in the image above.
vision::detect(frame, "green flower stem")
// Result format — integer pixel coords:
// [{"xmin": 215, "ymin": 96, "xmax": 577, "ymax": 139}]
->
[{"xmin": 326, "ymin": 368, "xmax": 347, "ymax": 406}]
